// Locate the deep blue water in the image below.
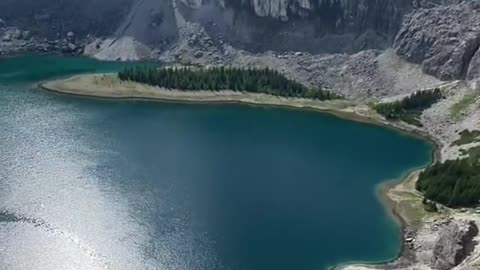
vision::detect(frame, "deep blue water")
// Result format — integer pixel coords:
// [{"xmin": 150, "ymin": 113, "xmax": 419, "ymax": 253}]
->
[{"xmin": 0, "ymin": 56, "xmax": 432, "ymax": 270}]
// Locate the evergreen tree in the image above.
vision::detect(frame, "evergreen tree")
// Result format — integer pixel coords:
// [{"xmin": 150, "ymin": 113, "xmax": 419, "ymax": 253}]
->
[
  {"xmin": 373, "ymin": 88, "xmax": 443, "ymax": 126},
  {"xmin": 118, "ymin": 66, "xmax": 342, "ymax": 101},
  {"xmin": 416, "ymin": 158, "xmax": 480, "ymax": 208}
]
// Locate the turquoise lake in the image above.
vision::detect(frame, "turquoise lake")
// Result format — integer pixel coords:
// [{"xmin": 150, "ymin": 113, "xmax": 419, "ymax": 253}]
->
[{"xmin": 0, "ymin": 55, "xmax": 433, "ymax": 270}]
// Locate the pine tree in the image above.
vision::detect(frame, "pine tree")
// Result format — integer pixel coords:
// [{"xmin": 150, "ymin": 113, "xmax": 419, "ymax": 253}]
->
[{"xmin": 117, "ymin": 66, "xmax": 341, "ymax": 100}]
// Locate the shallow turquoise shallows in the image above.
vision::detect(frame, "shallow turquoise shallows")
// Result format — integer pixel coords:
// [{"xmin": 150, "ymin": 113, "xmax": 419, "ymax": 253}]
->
[{"xmin": 0, "ymin": 55, "xmax": 432, "ymax": 270}]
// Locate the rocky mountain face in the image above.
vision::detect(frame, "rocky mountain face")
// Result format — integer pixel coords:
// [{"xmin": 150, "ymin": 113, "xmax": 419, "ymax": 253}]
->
[
  {"xmin": 0, "ymin": 0, "xmax": 413, "ymax": 53},
  {"xmin": 394, "ymin": 0, "xmax": 480, "ymax": 80},
  {"xmin": 180, "ymin": 0, "xmax": 412, "ymax": 53},
  {"xmin": 2, "ymin": 0, "xmax": 480, "ymax": 82}
]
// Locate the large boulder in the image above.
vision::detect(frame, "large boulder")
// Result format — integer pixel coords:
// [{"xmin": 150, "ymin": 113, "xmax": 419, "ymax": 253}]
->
[{"xmin": 430, "ymin": 220, "xmax": 479, "ymax": 270}]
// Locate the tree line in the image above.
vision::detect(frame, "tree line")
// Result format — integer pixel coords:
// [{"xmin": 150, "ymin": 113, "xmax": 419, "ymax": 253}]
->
[
  {"xmin": 374, "ymin": 88, "xmax": 443, "ymax": 126},
  {"xmin": 118, "ymin": 66, "xmax": 341, "ymax": 100},
  {"xmin": 416, "ymin": 158, "xmax": 480, "ymax": 208}
]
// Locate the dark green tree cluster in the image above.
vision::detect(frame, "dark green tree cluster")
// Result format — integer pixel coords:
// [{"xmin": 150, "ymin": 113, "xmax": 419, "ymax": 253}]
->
[
  {"xmin": 374, "ymin": 88, "xmax": 443, "ymax": 126},
  {"xmin": 416, "ymin": 159, "xmax": 480, "ymax": 207},
  {"xmin": 118, "ymin": 66, "xmax": 341, "ymax": 100}
]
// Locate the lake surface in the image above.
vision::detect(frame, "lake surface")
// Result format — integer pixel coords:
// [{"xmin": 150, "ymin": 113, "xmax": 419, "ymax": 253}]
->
[{"xmin": 0, "ymin": 55, "xmax": 432, "ymax": 270}]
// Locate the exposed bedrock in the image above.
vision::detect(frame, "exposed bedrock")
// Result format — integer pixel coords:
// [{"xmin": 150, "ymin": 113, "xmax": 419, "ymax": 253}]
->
[
  {"xmin": 115, "ymin": 0, "xmax": 178, "ymax": 49},
  {"xmin": 467, "ymin": 48, "xmax": 480, "ymax": 80},
  {"xmin": 394, "ymin": 0, "xmax": 480, "ymax": 80},
  {"xmin": 430, "ymin": 220, "xmax": 479, "ymax": 270},
  {"xmin": 179, "ymin": 0, "xmax": 413, "ymax": 53}
]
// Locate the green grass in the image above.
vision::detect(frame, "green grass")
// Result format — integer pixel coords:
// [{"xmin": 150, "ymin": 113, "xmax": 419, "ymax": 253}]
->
[
  {"xmin": 397, "ymin": 199, "xmax": 436, "ymax": 228},
  {"xmin": 452, "ymin": 130, "xmax": 480, "ymax": 146},
  {"xmin": 450, "ymin": 92, "xmax": 479, "ymax": 120}
]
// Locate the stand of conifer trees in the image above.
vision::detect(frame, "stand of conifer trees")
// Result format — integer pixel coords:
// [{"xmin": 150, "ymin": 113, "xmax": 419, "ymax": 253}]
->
[
  {"xmin": 118, "ymin": 66, "xmax": 341, "ymax": 100},
  {"xmin": 374, "ymin": 88, "xmax": 443, "ymax": 126},
  {"xmin": 416, "ymin": 159, "xmax": 480, "ymax": 208}
]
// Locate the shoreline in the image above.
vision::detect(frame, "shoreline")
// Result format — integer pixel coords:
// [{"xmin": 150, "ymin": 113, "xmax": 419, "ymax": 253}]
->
[
  {"xmin": 40, "ymin": 73, "xmax": 442, "ymax": 270},
  {"xmin": 39, "ymin": 74, "xmax": 440, "ymax": 148}
]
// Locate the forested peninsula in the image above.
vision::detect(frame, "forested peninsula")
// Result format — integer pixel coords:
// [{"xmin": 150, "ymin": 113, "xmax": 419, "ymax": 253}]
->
[{"xmin": 118, "ymin": 66, "xmax": 341, "ymax": 100}]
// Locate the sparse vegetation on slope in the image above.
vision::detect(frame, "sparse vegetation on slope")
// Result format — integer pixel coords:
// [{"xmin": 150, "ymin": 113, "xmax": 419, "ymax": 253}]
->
[
  {"xmin": 374, "ymin": 88, "xmax": 443, "ymax": 126},
  {"xmin": 118, "ymin": 66, "xmax": 342, "ymax": 100},
  {"xmin": 450, "ymin": 92, "xmax": 479, "ymax": 120},
  {"xmin": 452, "ymin": 130, "xmax": 480, "ymax": 146},
  {"xmin": 461, "ymin": 146, "xmax": 480, "ymax": 163}
]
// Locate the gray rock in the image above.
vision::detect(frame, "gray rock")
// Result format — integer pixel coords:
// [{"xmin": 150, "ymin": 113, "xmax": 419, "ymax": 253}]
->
[
  {"xmin": 2, "ymin": 34, "xmax": 11, "ymax": 42},
  {"xmin": 394, "ymin": 0, "xmax": 480, "ymax": 80},
  {"xmin": 182, "ymin": 0, "xmax": 415, "ymax": 54},
  {"xmin": 467, "ymin": 47, "xmax": 480, "ymax": 80},
  {"xmin": 21, "ymin": 30, "xmax": 30, "ymax": 40},
  {"xmin": 430, "ymin": 220, "xmax": 479, "ymax": 270},
  {"xmin": 9, "ymin": 29, "xmax": 22, "ymax": 40},
  {"xmin": 67, "ymin": 43, "xmax": 77, "ymax": 51}
]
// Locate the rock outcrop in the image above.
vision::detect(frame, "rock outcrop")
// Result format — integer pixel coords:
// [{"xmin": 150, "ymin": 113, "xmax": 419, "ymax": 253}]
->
[
  {"xmin": 467, "ymin": 48, "xmax": 480, "ymax": 80},
  {"xmin": 430, "ymin": 220, "xmax": 479, "ymax": 270},
  {"xmin": 179, "ymin": 0, "xmax": 412, "ymax": 53},
  {"xmin": 394, "ymin": 0, "xmax": 480, "ymax": 80}
]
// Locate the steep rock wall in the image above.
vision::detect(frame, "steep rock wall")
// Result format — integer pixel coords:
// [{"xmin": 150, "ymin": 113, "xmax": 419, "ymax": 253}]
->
[
  {"xmin": 179, "ymin": 0, "xmax": 413, "ymax": 53},
  {"xmin": 394, "ymin": 0, "xmax": 480, "ymax": 80}
]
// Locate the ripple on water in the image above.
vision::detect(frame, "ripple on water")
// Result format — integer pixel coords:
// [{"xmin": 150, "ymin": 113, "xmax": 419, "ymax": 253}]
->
[
  {"xmin": 0, "ymin": 56, "xmax": 432, "ymax": 270},
  {"xmin": 0, "ymin": 86, "xmax": 213, "ymax": 270}
]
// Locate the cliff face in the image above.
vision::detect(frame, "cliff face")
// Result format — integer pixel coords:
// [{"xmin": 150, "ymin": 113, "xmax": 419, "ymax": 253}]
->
[{"xmin": 179, "ymin": 0, "xmax": 412, "ymax": 53}]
